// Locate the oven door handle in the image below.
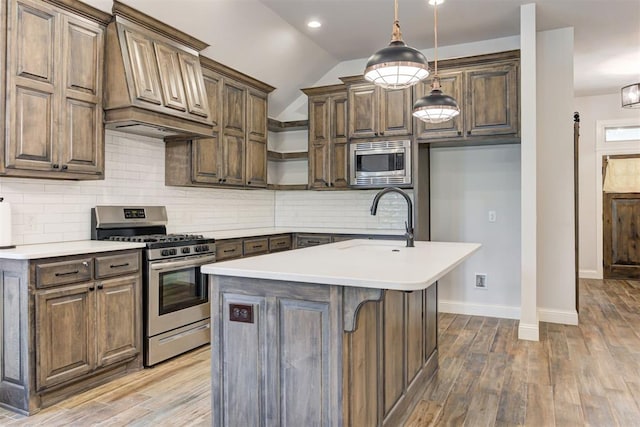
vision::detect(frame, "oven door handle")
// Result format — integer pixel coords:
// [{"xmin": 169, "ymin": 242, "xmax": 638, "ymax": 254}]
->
[{"xmin": 150, "ymin": 255, "xmax": 216, "ymax": 271}]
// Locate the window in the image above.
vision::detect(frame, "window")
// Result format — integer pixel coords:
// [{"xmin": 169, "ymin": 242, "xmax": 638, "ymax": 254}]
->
[{"xmin": 605, "ymin": 126, "xmax": 640, "ymax": 142}]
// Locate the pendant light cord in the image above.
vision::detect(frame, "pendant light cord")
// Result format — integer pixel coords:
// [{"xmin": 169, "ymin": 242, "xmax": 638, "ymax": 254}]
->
[
  {"xmin": 433, "ymin": 1, "xmax": 438, "ymax": 76},
  {"xmin": 392, "ymin": 0, "xmax": 402, "ymax": 41}
]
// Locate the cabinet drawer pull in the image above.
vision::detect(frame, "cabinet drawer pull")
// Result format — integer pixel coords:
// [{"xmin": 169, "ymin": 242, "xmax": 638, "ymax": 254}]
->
[
  {"xmin": 110, "ymin": 263, "xmax": 130, "ymax": 269},
  {"xmin": 276, "ymin": 242, "xmax": 286, "ymax": 246},
  {"xmin": 223, "ymin": 249, "xmax": 236, "ymax": 253},
  {"xmin": 252, "ymin": 244, "xmax": 263, "ymax": 249},
  {"xmin": 307, "ymin": 240, "xmax": 319, "ymax": 244},
  {"xmin": 55, "ymin": 270, "xmax": 79, "ymax": 277}
]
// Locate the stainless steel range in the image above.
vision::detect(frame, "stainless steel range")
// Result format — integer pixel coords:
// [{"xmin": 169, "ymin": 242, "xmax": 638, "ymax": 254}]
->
[{"xmin": 92, "ymin": 206, "xmax": 215, "ymax": 366}]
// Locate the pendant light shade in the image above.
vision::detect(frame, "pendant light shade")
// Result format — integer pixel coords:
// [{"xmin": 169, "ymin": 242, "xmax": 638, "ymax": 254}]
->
[
  {"xmin": 412, "ymin": 0, "xmax": 460, "ymax": 123},
  {"xmin": 364, "ymin": 0, "xmax": 430, "ymax": 89},
  {"xmin": 621, "ymin": 83, "xmax": 640, "ymax": 108},
  {"xmin": 412, "ymin": 78, "xmax": 460, "ymax": 123}
]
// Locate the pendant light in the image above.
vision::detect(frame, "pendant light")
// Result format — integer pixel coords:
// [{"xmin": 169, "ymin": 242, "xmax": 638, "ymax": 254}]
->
[
  {"xmin": 412, "ymin": 0, "xmax": 460, "ymax": 123},
  {"xmin": 621, "ymin": 83, "xmax": 640, "ymax": 108},
  {"xmin": 364, "ymin": 0, "xmax": 430, "ymax": 89}
]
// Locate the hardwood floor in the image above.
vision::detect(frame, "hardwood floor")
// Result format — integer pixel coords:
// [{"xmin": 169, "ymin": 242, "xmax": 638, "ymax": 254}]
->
[{"xmin": 2, "ymin": 278, "xmax": 639, "ymax": 426}]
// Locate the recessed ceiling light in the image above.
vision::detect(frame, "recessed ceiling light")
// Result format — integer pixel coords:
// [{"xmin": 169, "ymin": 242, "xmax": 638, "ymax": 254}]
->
[
  {"xmin": 428, "ymin": 0, "xmax": 445, "ymax": 5},
  {"xmin": 307, "ymin": 20, "xmax": 322, "ymax": 29}
]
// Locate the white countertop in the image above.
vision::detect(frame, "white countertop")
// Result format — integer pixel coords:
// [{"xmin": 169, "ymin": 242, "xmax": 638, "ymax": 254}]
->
[
  {"xmin": 200, "ymin": 227, "xmax": 403, "ymax": 240},
  {"xmin": 0, "ymin": 241, "xmax": 147, "ymax": 260},
  {"xmin": 202, "ymin": 239, "xmax": 481, "ymax": 291}
]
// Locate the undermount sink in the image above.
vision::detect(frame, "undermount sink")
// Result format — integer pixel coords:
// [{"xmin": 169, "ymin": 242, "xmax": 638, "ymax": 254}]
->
[{"xmin": 336, "ymin": 240, "xmax": 405, "ymax": 252}]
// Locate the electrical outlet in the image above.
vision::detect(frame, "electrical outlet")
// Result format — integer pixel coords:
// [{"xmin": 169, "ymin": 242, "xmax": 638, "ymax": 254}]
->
[
  {"xmin": 488, "ymin": 210, "xmax": 497, "ymax": 222},
  {"xmin": 475, "ymin": 273, "xmax": 487, "ymax": 289}
]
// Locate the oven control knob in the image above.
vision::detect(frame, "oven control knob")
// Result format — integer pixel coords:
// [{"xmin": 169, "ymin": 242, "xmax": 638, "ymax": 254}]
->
[
  {"xmin": 161, "ymin": 249, "xmax": 170, "ymax": 256},
  {"xmin": 194, "ymin": 246, "xmax": 202, "ymax": 252},
  {"xmin": 182, "ymin": 247, "xmax": 190, "ymax": 254},
  {"xmin": 170, "ymin": 249, "xmax": 177, "ymax": 256},
  {"xmin": 202, "ymin": 245, "xmax": 210, "ymax": 252}
]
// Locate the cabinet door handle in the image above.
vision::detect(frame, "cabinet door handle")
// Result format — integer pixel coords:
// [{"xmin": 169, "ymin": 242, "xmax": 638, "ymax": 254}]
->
[
  {"xmin": 110, "ymin": 263, "xmax": 129, "ymax": 269},
  {"xmin": 55, "ymin": 270, "xmax": 79, "ymax": 277}
]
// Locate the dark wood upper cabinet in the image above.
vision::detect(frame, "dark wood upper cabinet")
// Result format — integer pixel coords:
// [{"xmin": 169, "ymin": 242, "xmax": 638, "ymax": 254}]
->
[
  {"xmin": 342, "ymin": 76, "xmax": 413, "ymax": 139},
  {"xmin": 2, "ymin": 0, "xmax": 108, "ymax": 180},
  {"xmin": 165, "ymin": 56, "xmax": 274, "ymax": 189},
  {"xmin": 414, "ymin": 50, "xmax": 520, "ymax": 144},
  {"xmin": 303, "ymin": 84, "xmax": 349, "ymax": 190}
]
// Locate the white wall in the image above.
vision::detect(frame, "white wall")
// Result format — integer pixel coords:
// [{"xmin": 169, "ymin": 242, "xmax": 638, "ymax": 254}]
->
[
  {"xmin": 536, "ymin": 27, "xmax": 577, "ymax": 325},
  {"xmin": 575, "ymin": 93, "xmax": 640, "ymax": 278},
  {"xmin": 430, "ymin": 145, "xmax": 521, "ymax": 319},
  {"xmin": 1, "ymin": 131, "xmax": 276, "ymax": 245}
]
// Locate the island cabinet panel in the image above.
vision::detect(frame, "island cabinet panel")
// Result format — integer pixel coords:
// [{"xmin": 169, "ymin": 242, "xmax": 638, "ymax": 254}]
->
[
  {"xmin": 211, "ymin": 275, "xmax": 439, "ymax": 427},
  {"xmin": 425, "ymin": 284, "xmax": 438, "ymax": 360},
  {"xmin": 279, "ymin": 300, "xmax": 331, "ymax": 426}
]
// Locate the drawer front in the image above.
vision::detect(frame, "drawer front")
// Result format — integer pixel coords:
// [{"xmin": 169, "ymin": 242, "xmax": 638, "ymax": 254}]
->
[
  {"xmin": 216, "ymin": 240, "xmax": 243, "ymax": 261},
  {"xmin": 95, "ymin": 253, "xmax": 140, "ymax": 279},
  {"xmin": 269, "ymin": 235, "xmax": 292, "ymax": 252},
  {"xmin": 243, "ymin": 238, "xmax": 269, "ymax": 256},
  {"xmin": 296, "ymin": 234, "xmax": 332, "ymax": 248},
  {"xmin": 36, "ymin": 258, "xmax": 93, "ymax": 288}
]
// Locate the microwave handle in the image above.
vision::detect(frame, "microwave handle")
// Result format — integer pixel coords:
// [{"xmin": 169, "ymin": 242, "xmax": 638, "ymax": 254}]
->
[{"xmin": 150, "ymin": 254, "xmax": 216, "ymax": 271}]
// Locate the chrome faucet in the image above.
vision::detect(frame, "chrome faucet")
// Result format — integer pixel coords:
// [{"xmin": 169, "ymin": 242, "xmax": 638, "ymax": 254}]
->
[{"xmin": 370, "ymin": 187, "xmax": 414, "ymax": 247}]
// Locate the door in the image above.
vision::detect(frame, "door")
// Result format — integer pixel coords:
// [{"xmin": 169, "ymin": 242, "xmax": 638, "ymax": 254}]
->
[
  {"xmin": 6, "ymin": 0, "xmax": 58, "ymax": 172},
  {"xmin": 96, "ymin": 275, "xmax": 140, "ymax": 367},
  {"xmin": 348, "ymin": 85, "xmax": 377, "ymax": 138},
  {"xmin": 154, "ymin": 42, "xmax": 188, "ymax": 111},
  {"xmin": 308, "ymin": 96, "xmax": 330, "ymax": 188},
  {"xmin": 603, "ymin": 155, "xmax": 640, "ymax": 279},
  {"xmin": 123, "ymin": 28, "xmax": 162, "ymax": 105},
  {"xmin": 178, "ymin": 51, "xmax": 210, "ymax": 118},
  {"xmin": 379, "ymin": 86, "xmax": 413, "ymax": 137},
  {"xmin": 330, "ymin": 95, "xmax": 349, "ymax": 188},
  {"xmin": 192, "ymin": 134, "xmax": 222, "ymax": 184},
  {"xmin": 36, "ymin": 283, "xmax": 95, "ymax": 390}
]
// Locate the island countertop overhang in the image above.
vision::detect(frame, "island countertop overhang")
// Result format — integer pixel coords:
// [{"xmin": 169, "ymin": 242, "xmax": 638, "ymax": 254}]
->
[{"xmin": 202, "ymin": 239, "xmax": 481, "ymax": 292}]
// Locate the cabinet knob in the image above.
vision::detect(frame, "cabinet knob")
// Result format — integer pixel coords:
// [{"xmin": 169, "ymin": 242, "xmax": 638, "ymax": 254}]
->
[
  {"xmin": 52, "ymin": 163, "xmax": 59, "ymax": 169},
  {"xmin": 458, "ymin": 131, "xmax": 462, "ymax": 136},
  {"xmin": 82, "ymin": 261, "xmax": 89, "ymax": 267},
  {"xmin": 374, "ymin": 132, "xmax": 379, "ymax": 136},
  {"xmin": 89, "ymin": 286, "xmax": 95, "ymax": 291},
  {"xmin": 380, "ymin": 131, "xmax": 385, "ymax": 136},
  {"xmin": 218, "ymin": 179, "xmax": 222, "ymax": 183},
  {"xmin": 247, "ymin": 181, "xmax": 251, "ymax": 185},
  {"xmin": 467, "ymin": 130, "xmax": 472, "ymax": 135},
  {"xmin": 61, "ymin": 164, "xmax": 68, "ymax": 170},
  {"xmin": 97, "ymin": 284, "xmax": 104, "ymax": 290},
  {"xmin": 325, "ymin": 182, "xmax": 330, "ymax": 187}
]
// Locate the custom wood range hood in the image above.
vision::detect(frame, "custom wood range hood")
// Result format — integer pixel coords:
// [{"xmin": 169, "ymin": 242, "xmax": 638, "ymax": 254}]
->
[{"xmin": 103, "ymin": 1, "xmax": 213, "ymax": 139}]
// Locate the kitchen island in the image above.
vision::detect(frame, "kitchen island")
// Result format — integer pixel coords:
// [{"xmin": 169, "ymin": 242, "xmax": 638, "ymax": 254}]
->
[{"xmin": 202, "ymin": 239, "xmax": 480, "ymax": 426}]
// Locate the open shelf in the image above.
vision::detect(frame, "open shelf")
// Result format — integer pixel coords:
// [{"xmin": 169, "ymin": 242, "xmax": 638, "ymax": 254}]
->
[{"xmin": 267, "ymin": 150, "xmax": 308, "ymax": 161}]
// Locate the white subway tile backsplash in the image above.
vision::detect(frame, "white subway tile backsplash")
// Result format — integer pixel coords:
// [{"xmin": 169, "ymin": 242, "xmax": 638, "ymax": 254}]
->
[{"xmin": 1, "ymin": 130, "xmax": 409, "ymax": 246}]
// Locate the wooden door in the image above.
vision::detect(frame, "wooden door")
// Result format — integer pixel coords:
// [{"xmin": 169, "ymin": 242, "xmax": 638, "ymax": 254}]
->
[
  {"xmin": 154, "ymin": 42, "xmax": 187, "ymax": 111},
  {"xmin": 348, "ymin": 85, "xmax": 377, "ymax": 138},
  {"xmin": 6, "ymin": 0, "xmax": 58, "ymax": 172},
  {"xmin": 59, "ymin": 14, "xmax": 104, "ymax": 175},
  {"xmin": 330, "ymin": 94, "xmax": 349, "ymax": 188},
  {"xmin": 178, "ymin": 51, "xmax": 210, "ymax": 118},
  {"xmin": 221, "ymin": 134, "xmax": 245, "ymax": 186},
  {"xmin": 245, "ymin": 137, "xmax": 267, "ymax": 188},
  {"xmin": 35, "ymin": 283, "xmax": 95, "ymax": 390},
  {"xmin": 123, "ymin": 28, "xmax": 162, "ymax": 105},
  {"xmin": 221, "ymin": 80, "xmax": 246, "ymax": 185},
  {"xmin": 308, "ymin": 96, "xmax": 330, "ymax": 188},
  {"xmin": 192, "ymin": 134, "xmax": 222, "ymax": 184},
  {"xmin": 202, "ymin": 70, "xmax": 222, "ymax": 131},
  {"xmin": 379, "ymin": 86, "xmax": 412, "ymax": 137},
  {"xmin": 96, "ymin": 275, "xmax": 140, "ymax": 367},
  {"xmin": 414, "ymin": 71, "xmax": 464, "ymax": 140},
  {"xmin": 465, "ymin": 62, "xmax": 518, "ymax": 137},
  {"xmin": 604, "ymin": 192, "xmax": 640, "ymax": 279},
  {"xmin": 246, "ymin": 90, "xmax": 268, "ymax": 140}
]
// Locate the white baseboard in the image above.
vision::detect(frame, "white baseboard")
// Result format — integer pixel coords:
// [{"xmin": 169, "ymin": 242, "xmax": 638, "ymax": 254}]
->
[
  {"xmin": 439, "ymin": 300, "xmax": 520, "ymax": 320},
  {"xmin": 538, "ymin": 308, "xmax": 579, "ymax": 325},
  {"xmin": 579, "ymin": 269, "xmax": 601, "ymax": 279},
  {"xmin": 518, "ymin": 322, "xmax": 539, "ymax": 341}
]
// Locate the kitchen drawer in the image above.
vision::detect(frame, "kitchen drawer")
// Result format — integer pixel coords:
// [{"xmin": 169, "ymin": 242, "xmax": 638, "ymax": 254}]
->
[
  {"xmin": 95, "ymin": 252, "xmax": 140, "ymax": 279},
  {"xmin": 269, "ymin": 234, "xmax": 292, "ymax": 252},
  {"xmin": 216, "ymin": 239, "xmax": 243, "ymax": 261},
  {"xmin": 295, "ymin": 234, "xmax": 332, "ymax": 248},
  {"xmin": 243, "ymin": 237, "xmax": 269, "ymax": 256},
  {"xmin": 36, "ymin": 258, "xmax": 93, "ymax": 288}
]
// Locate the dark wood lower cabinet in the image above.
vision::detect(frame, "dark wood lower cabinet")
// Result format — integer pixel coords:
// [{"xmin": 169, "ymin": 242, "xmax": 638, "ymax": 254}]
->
[
  {"xmin": 0, "ymin": 250, "xmax": 142, "ymax": 415},
  {"xmin": 210, "ymin": 275, "xmax": 438, "ymax": 426}
]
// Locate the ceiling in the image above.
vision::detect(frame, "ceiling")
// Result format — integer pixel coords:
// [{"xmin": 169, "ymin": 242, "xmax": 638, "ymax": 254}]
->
[{"xmin": 84, "ymin": 0, "xmax": 640, "ymax": 118}]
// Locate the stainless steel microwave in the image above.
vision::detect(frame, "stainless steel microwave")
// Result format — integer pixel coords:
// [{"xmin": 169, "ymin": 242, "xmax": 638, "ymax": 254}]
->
[{"xmin": 349, "ymin": 140, "xmax": 412, "ymax": 187}]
